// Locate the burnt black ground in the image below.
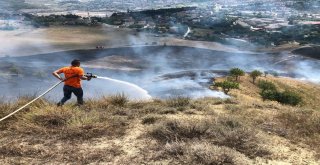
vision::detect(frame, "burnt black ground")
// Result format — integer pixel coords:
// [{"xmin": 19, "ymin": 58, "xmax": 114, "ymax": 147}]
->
[{"xmin": 0, "ymin": 46, "xmax": 319, "ymax": 100}]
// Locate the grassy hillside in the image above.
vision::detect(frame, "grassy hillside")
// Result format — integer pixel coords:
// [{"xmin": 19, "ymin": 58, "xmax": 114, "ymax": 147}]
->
[{"xmin": 0, "ymin": 75, "xmax": 319, "ymax": 164}]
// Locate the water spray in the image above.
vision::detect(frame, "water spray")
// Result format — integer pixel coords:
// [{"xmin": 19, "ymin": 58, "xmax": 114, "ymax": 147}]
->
[
  {"xmin": 96, "ymin": 76, "xmax": 152, "ymax": 99},
  {"xmin": 86, "ymin": 73, "xmax": 151, "ymax": 99},
  {"xmin": 87, "ymin": 72, "xmax": 151, "ymax": 99}
]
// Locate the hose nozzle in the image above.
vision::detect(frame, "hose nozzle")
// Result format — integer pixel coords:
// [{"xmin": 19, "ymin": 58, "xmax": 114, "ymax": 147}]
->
[{"xmin": 86, "ymin": 73, "xmax": 97, "ymax": 79}]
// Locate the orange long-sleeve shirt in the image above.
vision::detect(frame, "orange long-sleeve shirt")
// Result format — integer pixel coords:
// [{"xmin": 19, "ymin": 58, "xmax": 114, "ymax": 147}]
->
[{"xmin": 57, "ymin": 66, "xmax": 84, "ymax": 88}]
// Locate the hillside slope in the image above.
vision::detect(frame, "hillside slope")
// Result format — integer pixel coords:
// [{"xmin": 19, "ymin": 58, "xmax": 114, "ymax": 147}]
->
[{"xmin": 0, "ymin": 76, "xmax": 319, "ymax": 164}]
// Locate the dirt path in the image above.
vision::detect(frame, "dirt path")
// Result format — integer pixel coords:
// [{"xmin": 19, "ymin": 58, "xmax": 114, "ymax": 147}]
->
[
  {"xmin": 112, "ymin": 120, "xmax": 146, "ymax": 164},
  {"xmin": 82, "ymin": 119, "xmax": 147, "ymax": 164}
]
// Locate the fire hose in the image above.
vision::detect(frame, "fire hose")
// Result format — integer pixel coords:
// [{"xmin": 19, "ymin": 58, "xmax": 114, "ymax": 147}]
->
[
  {"xmin": 0, "ymin": 73, "xmax": 97, "ymax": 122},
  {"xmin": 0, "ymin": 81, "xmax": 63, "ymax": 122}
]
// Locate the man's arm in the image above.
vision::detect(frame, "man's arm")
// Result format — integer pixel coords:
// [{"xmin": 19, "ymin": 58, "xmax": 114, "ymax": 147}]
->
[
  {"xmin": 52, "ymin": 69, "xmax": 64, "ymax": 81},
  {"xmin": 80, "ymin": 75, "xmax": 89, "ymax": 80},
  {"xmin": 79, "ymin": 68, "xmax": 91, "ymax": 81}
]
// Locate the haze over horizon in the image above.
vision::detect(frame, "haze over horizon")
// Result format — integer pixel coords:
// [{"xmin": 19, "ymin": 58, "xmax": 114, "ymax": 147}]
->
[{"xmin": 1, "ymin": 0, "xmax": 319, "ymax": 13}]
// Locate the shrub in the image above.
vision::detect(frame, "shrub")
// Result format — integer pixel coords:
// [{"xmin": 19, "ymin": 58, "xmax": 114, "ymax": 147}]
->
[
  {"xmin": 225, "ymin": 104, "xmax": 241, "ymax": 111},
  {"xmin": 142, "ymin": 115, "xmax": 161, "ymax": 124},
  {"xmin": 0, "ymin": 103, "xmax": 15, "ymax": 129},
  {"xmin": 32, "ymin": 110, "xmax": 71, "ymax": 128},
  {"xmin": 211, "ymin": 117, "xmax": 270, "ymax": 158},
  {"xmin": 260, "ymin": 90, "xmax": 279, "ymax": 101},
  {"xmin": 163, "ymin": 141, "xmax": 186, "ymax": 156},
  {"xmin": 250, "ymin": 70, "xmax": 262, "ymax": 84},
  {"xmin": 276, "ymin": 90, "xmax": 302, "ymax": 106},
  {"xmin": 260, "ymin": 90, "xmax": 302, "ymax": 106},
  {"xmin": 230, "ymin": 68, "xmax": 245, "ymax": 81},
  {"xmin": 158, "ymin": 108, "xmax": 177, "ymax": 114},
  {"xmin": 148, "ymin": 117, "xmax": 270, "ymax": 158},
  {"xmin": 112, "ymin": 108, "xmax": 129, "ymax": 116},
  {"xmin": 258, "ymin": 80, "xmax": 277, "ymax": 93},
  {"xmin": 149, "ymin": 119, "xmax": 210, "ymax": 142},
  {"xmin": 107, "ymin": 93, "xmax": 128, "ymax": 107},
  {"xmin": 257, "ymin": 79, "xmax": 302, "ymax": 106},
  {"xmin": 166, "ymin": 96, "xmax": 190, "ymax": 107},
  {"xmin": 54, "ymin": 116, "xmax": 128, "ymax": 140},
  {"xmin": 184, "ymin": 143, "xmax": 250, "ymax": 165},
  {"xmin": 214, "ymin": 81, "xmax": 239, "ymax": 94},
  {"xmin": 162, "ymin": 142, "xmax": 251, "ymax": 164}
]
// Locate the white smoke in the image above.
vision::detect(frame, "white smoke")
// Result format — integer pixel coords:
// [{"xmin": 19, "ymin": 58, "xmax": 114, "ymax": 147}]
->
[
  {"xmin": 148, "ymin": 78, "xmax": 229, "ymax": 99},
  {"xmin": 294, "ymin": 60, "xmax": 320, "ymax": 83},
  {"xmin": 1, "ymin": 3, "xmax": 320, "ymax": 102}
]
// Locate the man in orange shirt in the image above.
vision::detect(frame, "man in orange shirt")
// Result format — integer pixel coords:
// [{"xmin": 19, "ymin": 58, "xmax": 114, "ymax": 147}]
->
[{"xmin": 52, "ymin": 59, "xmax": 91, "ymax": 106}]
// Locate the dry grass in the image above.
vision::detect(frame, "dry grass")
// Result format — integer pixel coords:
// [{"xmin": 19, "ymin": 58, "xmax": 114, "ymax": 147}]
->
[
  {"xmin": 166, "ymin": 96, "xmax": 191, "ymax": 108},
  {"xmin": 2, "ymin": 99, "xmax": 129, "ymax": 141},
  {"xmin": 149, "ymin": 118, "xmax": 211, "ymax": 142},
  {"xmin": 105, "ymin": 93, "xmax": 129, "ymax": 107},
  {"xmin": 276, "ymin": 109, "xmax": 320, "ymax": 137},
  {"xmin": 272, "ymin": 109, "xmax": 320, "ymax": 158},
  {"xmin": 211, "ymin": 116, "xmax": 270, "ymax": 158},
  {"xmin": 0, "ymin": 141, "xmax": 123, "ymax": 164},
  {"xmin": 141, "ymin": 114, "xmax": 162, "ymax": 125},
  {"xmin": 224, "ymin": 74, "xmax": 320, "ymax": 159},
  {"xmin": 161, "ymin": 142, "xmax": 251, "ymax": 165},
  {"xmin": 148, "ymin": 116, "xmax": 270, "ymax": 159},
  {"xmin": 0, "ymin": 79, "xmax": 320, "ymax": 164}
]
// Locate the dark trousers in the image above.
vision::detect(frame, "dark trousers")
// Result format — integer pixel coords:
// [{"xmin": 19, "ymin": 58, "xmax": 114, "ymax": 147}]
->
[{"xmin": 59, "ymin": 85, "xmax": 84, "ymax": 105}]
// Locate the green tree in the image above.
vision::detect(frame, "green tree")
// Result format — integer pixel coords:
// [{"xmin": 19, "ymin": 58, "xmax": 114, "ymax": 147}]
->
[
  {"xmin": 214, "ymin": 81, "xmax": 239, "ymax": 94},
  {"xmin": 230, "ymin": 68, "xmax": 245, "ymax": 81},
  {"xmin": 250, "ymin": 70, "xmax": 262, "ymax": 84},
  {"xmin": 258, "ymin": 80, "xmax": 277, "ymax": 93}
]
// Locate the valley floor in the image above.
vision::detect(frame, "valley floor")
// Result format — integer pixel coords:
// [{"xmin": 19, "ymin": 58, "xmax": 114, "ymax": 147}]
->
[{"xmin": 0, "ymin": 26, "xmax": 241, "ymax": 58}]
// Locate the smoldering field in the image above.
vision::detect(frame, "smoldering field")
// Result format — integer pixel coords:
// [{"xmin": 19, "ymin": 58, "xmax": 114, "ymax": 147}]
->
[
  {"xmin": 0, "ymin": 25, "xmax": 320, "ymax": 101},
  {"xmin": 1, "ymin": 43, "xmax": 320, "ymax": 101}
]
